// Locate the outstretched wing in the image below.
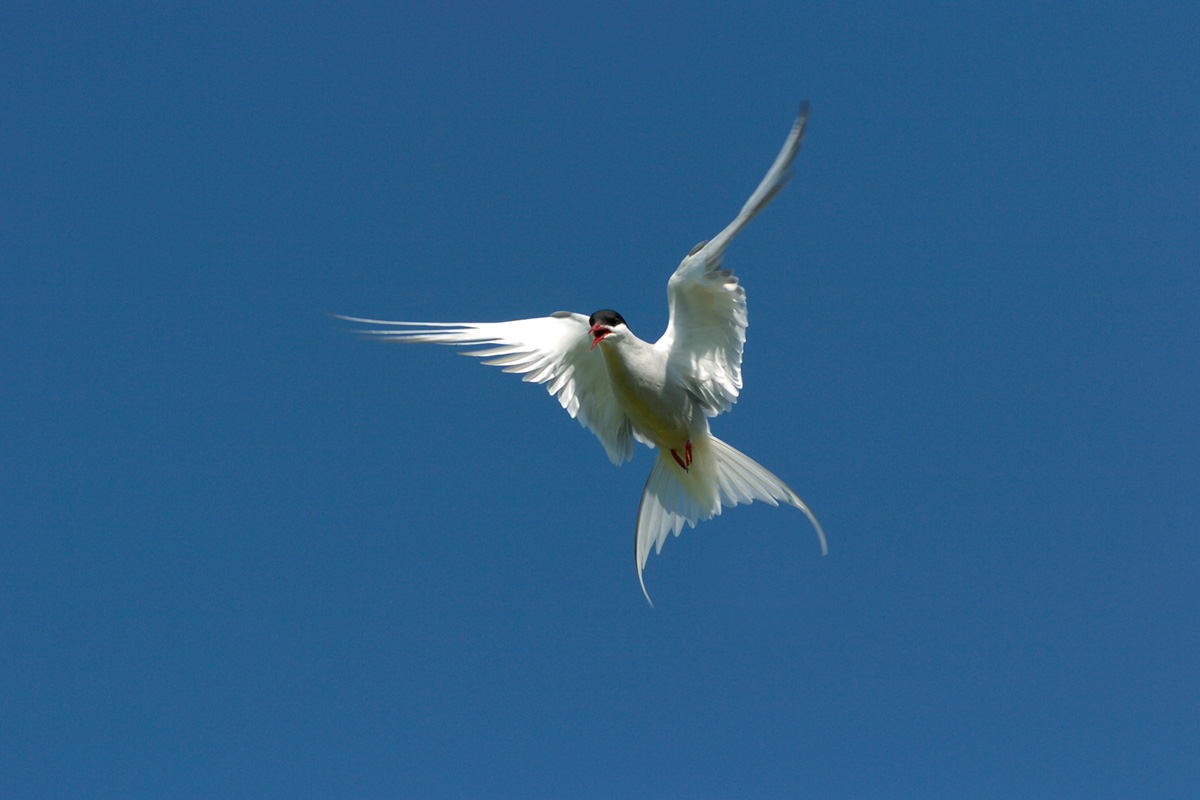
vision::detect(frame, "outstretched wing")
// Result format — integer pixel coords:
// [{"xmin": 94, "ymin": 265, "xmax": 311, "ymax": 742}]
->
[
  {"xmin": 656, "ymin": 103, "xmax": 809, "ymax": 416},
  {"xmin": 337, "ymin": 312, "xmax": 636, "ymax": 465}
]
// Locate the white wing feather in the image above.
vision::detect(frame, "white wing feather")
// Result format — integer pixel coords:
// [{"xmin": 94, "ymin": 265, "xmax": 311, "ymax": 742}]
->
[
  {"xmin": 657, "ymin": 103, "xmax": 810, "ymax": 416},
  {"xmin": 336, "ymin": 312, "xmax": 636, "ymax": 465}
]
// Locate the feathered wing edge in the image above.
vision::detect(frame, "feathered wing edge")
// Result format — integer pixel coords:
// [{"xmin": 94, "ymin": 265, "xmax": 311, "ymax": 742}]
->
[
  {"xmin": 331, "ymin": 313, "xmax": 636, "ymax": 465},
  {"xmin": 634, "ymin": 434, "xmax": 827, "ymax": 605},
  {"xmin": 656, "ymin": 103, "xmax": 810, "ymax": 417}
]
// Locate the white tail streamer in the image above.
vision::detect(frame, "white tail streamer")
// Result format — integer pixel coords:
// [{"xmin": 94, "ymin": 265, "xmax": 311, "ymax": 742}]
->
[{"xmin": 635, "ymin": 434, "xmax": 827, "ymax": 605}]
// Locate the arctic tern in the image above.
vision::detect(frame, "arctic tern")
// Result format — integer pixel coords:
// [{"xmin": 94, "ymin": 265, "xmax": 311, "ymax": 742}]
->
[{"xmin": 340, "ymin": 103, "xmax": 827, "ymax": 604}]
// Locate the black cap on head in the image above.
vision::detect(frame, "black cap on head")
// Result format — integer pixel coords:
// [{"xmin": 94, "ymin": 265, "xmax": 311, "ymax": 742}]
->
[{"xmin": 588, "ymin": 309, "xmax": 626, "ymax": 327}]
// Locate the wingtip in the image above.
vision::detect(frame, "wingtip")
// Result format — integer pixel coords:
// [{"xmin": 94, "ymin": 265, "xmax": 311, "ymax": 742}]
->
[
  {"xmin": 794, "ymin": 102, "xmax": 810, "ymax": 143},
  {"xmin": 326, "ymin": 311, "xmax": 394, "ymax": 339},
  {"xmin": 327, "ymin": 312, "xmax": 399, "ymax": 325}
]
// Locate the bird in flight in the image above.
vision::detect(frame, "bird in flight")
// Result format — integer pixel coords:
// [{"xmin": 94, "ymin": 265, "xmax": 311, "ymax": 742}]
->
[{"xmin": 339, "ymin": 104, "xmax": 827, "ymax": 604}]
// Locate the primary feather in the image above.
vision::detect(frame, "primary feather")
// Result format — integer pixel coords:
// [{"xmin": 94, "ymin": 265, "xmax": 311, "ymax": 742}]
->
[
  {"xmin": 657, "ymin": 102, "xmax": 809, "ymax": 416},
  {"xmin": 335, "ymin": 312, "xmax": 637, "ymax": 466}
]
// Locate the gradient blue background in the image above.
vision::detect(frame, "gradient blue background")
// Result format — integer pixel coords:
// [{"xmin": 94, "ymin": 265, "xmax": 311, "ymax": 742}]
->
[{"xmin": 5, "ymin": 2, "xmax": 1198, "ymax": 797}]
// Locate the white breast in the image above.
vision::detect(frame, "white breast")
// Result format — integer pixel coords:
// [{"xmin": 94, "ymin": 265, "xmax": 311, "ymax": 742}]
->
[{"xmin": 599, "ymin": 338, "xmax": 700, "ymax": 451}]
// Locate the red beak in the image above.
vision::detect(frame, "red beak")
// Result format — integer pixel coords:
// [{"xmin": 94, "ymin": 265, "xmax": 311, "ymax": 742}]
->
[{"xmin": 588, "ymin": 323, "xmax": 610, "ymax": 350}]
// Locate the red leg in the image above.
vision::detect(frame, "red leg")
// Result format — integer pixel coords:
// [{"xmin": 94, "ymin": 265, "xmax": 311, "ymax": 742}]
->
[
  {"xmin": 670, "ymin": 449, "xmax": 689, "ymax": 471},
  {"xmin": 685, "ymin": 439, "xmax": 692, "ymax": 466}
]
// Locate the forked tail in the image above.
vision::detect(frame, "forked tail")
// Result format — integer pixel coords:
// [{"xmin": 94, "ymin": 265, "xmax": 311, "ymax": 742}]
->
[{"xmin": 635, "ymin": 434, "xmax": 827, "ymax": 605}]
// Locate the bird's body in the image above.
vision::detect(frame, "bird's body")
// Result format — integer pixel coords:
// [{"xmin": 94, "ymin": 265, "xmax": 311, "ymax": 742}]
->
[
  {"xmin": 596, "ymin": 329, "xmax": 699, "ymax": 456},
  {"xmin": 341, "ymin": 104, "xmax": 826, "ymax": 603}
]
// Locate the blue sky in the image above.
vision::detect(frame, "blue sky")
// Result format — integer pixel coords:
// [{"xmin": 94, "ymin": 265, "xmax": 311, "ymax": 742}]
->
[{"xmin": 4, "ymin": 1, "xmax": 1198, "ymax": 797}]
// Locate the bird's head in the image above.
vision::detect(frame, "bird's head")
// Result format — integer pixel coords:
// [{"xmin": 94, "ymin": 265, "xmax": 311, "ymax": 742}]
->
[{"xmin": 587, "ymin": 309, "xmax": 628, "ymax": 350}]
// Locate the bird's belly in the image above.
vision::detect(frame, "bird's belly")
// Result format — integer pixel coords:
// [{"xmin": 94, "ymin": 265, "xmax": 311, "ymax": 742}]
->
[
  {"xmin": 620, "ymin": 388, "xmax": 691, "ymax": 446},
  {"xmin": 606, "ymin": 361, "xmax": 695, "ymax": 450}
]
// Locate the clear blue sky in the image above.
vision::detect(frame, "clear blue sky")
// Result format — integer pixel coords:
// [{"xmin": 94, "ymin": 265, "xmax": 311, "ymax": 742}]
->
[{"xmin": 5, "ymin": 2, "xmax": 1198, "ymax": 797}]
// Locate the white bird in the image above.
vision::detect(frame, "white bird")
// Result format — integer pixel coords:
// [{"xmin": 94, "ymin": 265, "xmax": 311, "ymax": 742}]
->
[{"xmin": 340, "ymin": 104, "xmax": 827, "ymax": 604}]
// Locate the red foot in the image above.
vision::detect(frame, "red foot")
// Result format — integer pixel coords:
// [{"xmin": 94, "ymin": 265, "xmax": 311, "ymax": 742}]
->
[{"xmin": 671, "ymin": 440, "xmax": 694, "ymax": 471}]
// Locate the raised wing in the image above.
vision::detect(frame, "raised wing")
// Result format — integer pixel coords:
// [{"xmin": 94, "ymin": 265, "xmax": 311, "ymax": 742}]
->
[
  {"xmin": 656, "ymin": 103, "xmax": 809, "ymax": 416},
  {"xmin": 337, "ymin": 312, "xmax": 636, "ymax": 465}
]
